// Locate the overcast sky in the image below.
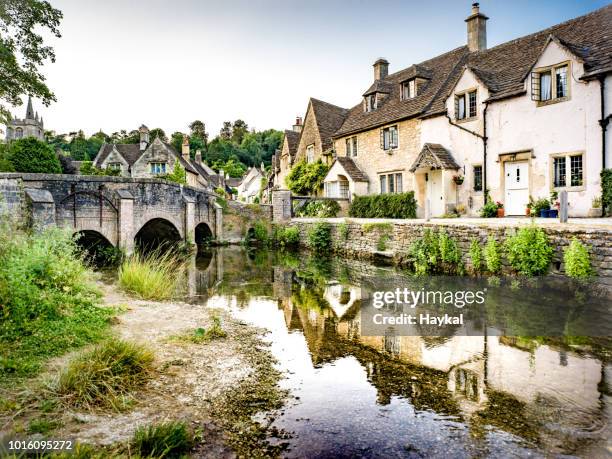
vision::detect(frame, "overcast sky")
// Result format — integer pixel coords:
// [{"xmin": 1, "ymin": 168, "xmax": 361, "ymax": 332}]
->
[{"xmin": 6, "ymin": 0, "xmax": 610, "ymax": 138}]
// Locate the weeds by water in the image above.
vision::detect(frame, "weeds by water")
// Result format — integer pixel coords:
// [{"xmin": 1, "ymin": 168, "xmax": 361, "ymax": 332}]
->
[
  {"xmin": 169, "ymin": 315, "xmax": 228, "ymax": 344},
  {"xmin": 53, "ymin": 339, "xmax": 154, "ymax": 410},
  {"xmin": 131, "ymin": 420, "xmax": 194, "ymax": 458},
  {"xmin": 118, "ymin": 249, "xmax": 184, "ymax": 300}
]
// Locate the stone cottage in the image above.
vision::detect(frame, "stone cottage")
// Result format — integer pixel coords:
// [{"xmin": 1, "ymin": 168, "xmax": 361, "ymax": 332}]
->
[
  {"xmin": 236, "ymin": 164, "xmax": 266, "ymax": 203},
  {"xmin": 5, "ymin": 97, "xmax": 45, "ymax": 141}
]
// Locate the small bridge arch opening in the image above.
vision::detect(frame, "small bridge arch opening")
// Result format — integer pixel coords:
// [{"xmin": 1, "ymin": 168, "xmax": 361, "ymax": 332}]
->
[
  {"xmin": 135, "ymin": 218, "xmax": 182, "ymax": 252},
  {"xmin": 195, "ymin": 222, "xmax": 213, "ymax": 252},
  {"xmin": 74, "ymin": 230, "xmax": 115, "ymax": 265}
]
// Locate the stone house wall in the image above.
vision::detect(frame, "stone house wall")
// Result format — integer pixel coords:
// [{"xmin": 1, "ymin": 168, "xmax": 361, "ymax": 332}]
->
[
  {"xmin": 222, "ymin": 200, "xmax": 273, "ymax": 243},
  {"xmin": 294, "ymin": 103, "xmax": 324, "ymax": 165}
]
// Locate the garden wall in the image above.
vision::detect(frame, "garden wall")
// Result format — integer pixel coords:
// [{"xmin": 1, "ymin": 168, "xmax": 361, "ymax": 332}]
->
[
  {"xmin": 289, "ymin": 219, "xmax": 612, "ymax": 286},
  {"xmin": 222, "ymin": 200, "xmax": 273, "ymax": 243}
]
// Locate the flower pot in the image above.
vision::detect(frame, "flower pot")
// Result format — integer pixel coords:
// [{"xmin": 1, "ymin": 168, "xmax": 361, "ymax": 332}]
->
[
  {"xmin": 497, "ymin": 208, "xmax": 505, "ymax": 218},
  {"xmin": 538, "ymin": 209, "xmax": 547, "ymax": 218},
  {"xmin": 526, "ymin": 208, "xmax": 531, "ymax": 216},
  {"xmin": 549, "ymin": 209, "xmax": 558, "ymax": 218}
]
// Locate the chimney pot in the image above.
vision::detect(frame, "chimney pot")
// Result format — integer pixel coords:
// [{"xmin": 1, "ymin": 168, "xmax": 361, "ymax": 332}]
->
[
  {"xmin": 292, "ymin": 116, "xmax": 303, "ymax": 133},
  {"xmin": 373, "ymin": 58, "xmax": 389, "ymax": 81},
  {"xmin": 465, "ymin": 2, "xmax": 488, "ymax": 52},
  {"xmin": 139, "ymin": 124, "xmax": 149, "ymax": 151}
]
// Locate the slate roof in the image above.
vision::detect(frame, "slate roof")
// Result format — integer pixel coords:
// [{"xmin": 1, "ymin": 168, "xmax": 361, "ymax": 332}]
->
[
  {"xmin": 161, "ymin": 142, "xmax": 198, "ymax": 174},
  {"xmin": 310, "ymin": 98, "xmax": 349, "ymax": 151},
  {"xmin": 335, "ymin": 157, "xmax": 368, "ymax": 182},
  {"xmin": 409, "ymin": 143, "xmax": 460, "ymax": 172},
  {"xmin": 283, "ymin": 130, "xmax": 300, "ymax": 157},
  {"xmin": 334, "ymin": 4, "xmax": 612, "ymax": 136}
]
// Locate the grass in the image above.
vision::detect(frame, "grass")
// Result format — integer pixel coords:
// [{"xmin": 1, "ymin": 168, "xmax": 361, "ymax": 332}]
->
[
  {"xmin": 53, "ymin": 339, "xmax": 154, "ymax": 410},
  {"xmin": 118, "ymin": 249, "xmax": 184, "ymax": 300},
  {"xmin": 27, "ymin": 417, "xmax": 61, "ymax": 434},
  {"xmin": 132, "ymin": 421, "xmax": 194, "ymax": 459},
  {"xmin": 169, "ymin": 316, "xmax": 227, "ymax": 344}
]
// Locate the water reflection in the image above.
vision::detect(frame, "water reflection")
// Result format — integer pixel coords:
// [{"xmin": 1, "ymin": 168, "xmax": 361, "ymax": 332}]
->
[{"xmin": 185, "ymin": 247, "xmax": 610, "ymax": 458}]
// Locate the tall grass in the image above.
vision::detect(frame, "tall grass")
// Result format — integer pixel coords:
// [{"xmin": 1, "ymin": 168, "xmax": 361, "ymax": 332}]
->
[
  {"xmin": 118, "ymin": 249, "xmax": 184, "ymax": 300},
  {"xmin": 54, "ymin": 339, "xmax": 154, "ymax": 410},
  {"xmin": 132, "ymin": 421, "xmax": 194, "ymax": 458}
]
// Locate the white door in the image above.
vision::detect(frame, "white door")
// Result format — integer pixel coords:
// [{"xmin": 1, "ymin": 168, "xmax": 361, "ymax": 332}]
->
[
  {"xmin": 427, "ymin": 170, "xmax": 444, "ymax": 216},
  {"xmin": 504, "ymin": 162, "xmax": 529, "ymax": 215}
]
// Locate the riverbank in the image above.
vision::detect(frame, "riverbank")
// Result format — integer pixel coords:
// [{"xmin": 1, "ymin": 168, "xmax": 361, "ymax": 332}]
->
[{"xmin": 0, "ymin": 280, "xmax": 288, "ymax": 457}]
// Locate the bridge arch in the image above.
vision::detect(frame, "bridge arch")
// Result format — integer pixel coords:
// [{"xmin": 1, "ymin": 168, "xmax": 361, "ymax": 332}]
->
[
  {"xmin": 135, "ymin": 217, "xmax": 182, "ymax": 252},
  {"xmin": 195, "ymin": 222, "xmax": 213, "ymax": 252},
  {"xmin": 74, "ymin": 230, "xmax": 115, "ymax": 265}
]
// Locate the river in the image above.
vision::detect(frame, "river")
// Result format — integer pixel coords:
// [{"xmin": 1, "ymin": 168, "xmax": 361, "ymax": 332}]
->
[{"xmin": 180, "ymin": 246, "xmax": 610, "ymax": 458}]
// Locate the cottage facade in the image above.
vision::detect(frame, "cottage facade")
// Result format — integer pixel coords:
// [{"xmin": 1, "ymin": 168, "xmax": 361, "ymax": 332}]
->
[{"xmin": 237, "ymin": 164, "xmax": 266, "ymax": 203}]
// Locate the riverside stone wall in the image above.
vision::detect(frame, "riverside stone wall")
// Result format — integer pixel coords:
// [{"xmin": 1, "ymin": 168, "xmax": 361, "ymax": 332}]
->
[
  {"xmin": 289, "ymin": 219, "xmax": 612, "ymax": 285},
  {"xmin": 222, "ymin": 200, "xmax": 273, "ymax": 243}
]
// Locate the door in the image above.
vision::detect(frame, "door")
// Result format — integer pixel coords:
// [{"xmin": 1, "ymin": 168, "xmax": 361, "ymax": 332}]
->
[
  {"xmin": 504, "ymin": 162, "xmax": 529, "ymax": 215},
  {"xmin": 427, "ymin": 170, "xmax": 444, "ymax": 216}
]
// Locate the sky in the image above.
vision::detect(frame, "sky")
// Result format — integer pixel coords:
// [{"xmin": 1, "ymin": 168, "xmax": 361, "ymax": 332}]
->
[{"xmin": 7, "ymin": 0, "xmax": 611, "ymax": 138}]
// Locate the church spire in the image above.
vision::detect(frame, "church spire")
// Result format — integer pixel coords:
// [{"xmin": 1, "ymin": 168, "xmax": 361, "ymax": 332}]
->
[{"xmin": 25, "ymin": 96, "xmax": 35, "ymax": 119}]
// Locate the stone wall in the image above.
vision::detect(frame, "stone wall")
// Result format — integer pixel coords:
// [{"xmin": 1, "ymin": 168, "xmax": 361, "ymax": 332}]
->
[
  {"xmin": 222, "ymin": 200, "xmax": 273, "ymax": 243},
  {"xmin": 289, "ymin": 219, "xmax": 612, "ymax": 286}
]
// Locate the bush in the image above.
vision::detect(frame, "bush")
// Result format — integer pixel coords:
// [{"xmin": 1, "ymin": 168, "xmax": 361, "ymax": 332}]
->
[
  {"xmin": 469, "ymin": 238, "xmax": 483, "ymax": 273},
  {"xmin": 118, "ymin": 250, "xmax": 184, "ymax": 300},
  {"xmin": 308, "ymin": 222, "xmax": 332, "ymax": 253},
  {"xmin": 294, "ymin": 199, "xmax": 340, "ymax": 218},
  {"xmin": 349, "ymin": 192, "xmax": 417, "ymax": 219},
  {"xmin": 79, "ymin": 161, "xmax": 121, "ymax": 176},
  {"xmin": 484, "ymin": 236, "xmax": 502, "ymax": 274},
  {"xmin": 504, "ymin": 226, "xmax": 554, "ymax": 276},
  {"xmin": 132, "ymin": 421, "xmax": 193, "ymax": 459},
  {"xmin": 271, "ymin": 225, "xmax": 300, "ymax": 248},
  {"xmin": 602, "ymin": 169, "xmax": 612, "ymax": 216},
  {"xmin": 7, "ymin": 137, "xmax": 62, "ymax": 173},
  {"xmin": 531, "ymin": 197, "xmax": 551, "ymax": 216},
  {"xmin": 158, "ymin": 161, "xmax": 187, "ymax": 185},
  {"xmin": 171, "ymin": 316, "xmax": 227, "ymax": 344},
  {"xmin": 285, "ymin": 160, "xmax": 329, "ymax": 195},
  {"xmin": 54, "ymin": 339, "xmax": 154, "ymax": 409},
  {"xmin": 250, "ymin": 220, "xmax": 269, "ymax": 245},
  {"xmin": 479, "ymin": 200, "xmax": 498, "ymax": 218},
  {"xmin": 407, "ymin": 229, "xmax": 462, "ymax": 275},
  {"xmin": 338, "ymin": 222, "xmax": 349, "ymax": 240},
  {"xmin": 563, "ymin": 237, "xmax": 594, "ymax": 279}
]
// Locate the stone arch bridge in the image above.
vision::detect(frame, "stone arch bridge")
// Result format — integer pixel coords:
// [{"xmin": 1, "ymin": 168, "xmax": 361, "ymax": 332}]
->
[{"xmin": 0, "ymin": 173, "xmax": 223, "ymax": 254}]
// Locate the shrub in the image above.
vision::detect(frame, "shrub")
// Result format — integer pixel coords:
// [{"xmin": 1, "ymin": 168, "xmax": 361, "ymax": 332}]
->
[
  {"xmin": 7, "ymin": 137, "xmax": 62, "ymax": 173},
  {"xmin": 54, "ymin": 339, "xmax": 154, "ymax": 409},
  {"xmin": 308, "ymin": 222, "xmax": 332, "ymax": 253},
  {"xmin": 479, "ymin": 200, "xmax": 498, "ymax": 218},
  {"xmin": 602, "ymin": 169, "xmax": 612, "ymax": 216},
  {"xmin": 504, "ymin": 226, "xmax": 554, "ymax": 276},
  {"xmin": 132, "ymin": 421, "xmax": 193, "ymax": 459},
  {"xmin": 438, "ymin": 229, "xmax": 462, "ymax": 268},
  {"xmin": 407, "ymin": 229, "xmax": 461, "ymax": 275},
  {"xmin": 294, "ymin": 199, "xmax": 340, "ymax": 218},
  {"xmin": 531, "ymin": 198, "xmax": 551, "ymax": 216},
  {"xmin": 285, "ymin": 160, "xmax": 329, "ymax": 195},
  {"xmin": 158, "ymin": 161, "xmax": 187, "ymax": 185},
  {"xmin": 349, "ymin": 192, "xmax": 417, "ymax": 219},
  {"xmin": 251, "ymin": 220, "xmax": 269, "ymax": 245},
  {"xmin": 118, "ymin": 250, "xmax": 183, "ymax": 300},
  {"xmin": 484, "ymin": 236, "xmax": 502, "ymax": 274},
  {"xmin": 338, "ymin": 222, "xmax": 349, "ymax": 240},
  {"xmin": 172, "ymin": 316, "xmax": 227, "ymax": 344},
  {"xmin": 271, "ymin": 225, "xmax": 300, "ymax": 248},
  {"xmin": 563, "ymin": 238, "xmax": 594, "ymax": 279},
  {"xmin": 79, "ymin": 161, "xmax": 121, "ymax": 176},
  {"xmin": 469, "ymin": 238, "xmax": 483, "ymax": 273}
]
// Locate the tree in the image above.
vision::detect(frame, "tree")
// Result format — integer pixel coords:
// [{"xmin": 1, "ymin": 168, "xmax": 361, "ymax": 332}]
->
[
  {"xmin": 0, "ymin": 0, "xmax": 62, "ymax": 124},
  {"xmin": 0, "ymin": 143, "xmax": 15, "ymax": 172},
  {"xmin": 170, "ymin": 132, "xmax": 185, "ymax": 153},
  {"xmin": 189, "ymin": 120, "xmax": 208, "ymax": 142},
  {"xmin": 7, "ymin": 137, "xmax": 61, "ymax": 173},
  {"xmin": 212, "ymin": 157, "xmax": 246, "ymax": 178},
  {"xmin": 160, "ymin": 161, "xmax": 187, "ymax": 185},
  {"xmin": 219, "ymin": 121, "xmax": 232, "ymax": 140},
  {"xmin": 285, "ymin": 160, "xmax": 329, "ymax": 196},
  {"xmin": 149, "ymin": 128, "xmax": 167, "ymax": 142},
  {"xmin": 231, "ymin": 119, "xmax": 248, "ymax": 144}
]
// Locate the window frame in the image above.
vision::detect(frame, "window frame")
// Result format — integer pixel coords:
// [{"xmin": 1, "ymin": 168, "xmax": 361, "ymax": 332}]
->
[
  {"xmin": 381, "ymin": 125, "xmax": 399, "ymax": 151},
  {"xmin": 454, "ymin": 88, "xmax": 478, "ymax": 121},
  {"xmin": 150, "ymin": 162, "xmax": 167, "ymax": 174},
  {"xmin": 400, "ymin": 79, "xmax": 417, "ymax": 100},
  {"xmin": 306, "ymin": 144, "xmax": 315, "ymax": 163},
  {"xmin": 365, "ymin": 94, "xmax": 377, "ymax": 112},
  {"xmin": 345, "ymin": 136, "xmax": 358, "ymax": 157},
  {"xmin": 108, "ymin": 162, "xmax": 122, "ymax": 171},
  {"xmin": 378, "ymin": 172, "xmax": 403, "ymax": 194},
  {"xmin": 550, "ymin": 151, "xmax": 585, "ymax": 191},
  {"xmin": 532, "ymin": 61, "xmax": 571, "ymax": 106},
  {"xmin": 472, "ymin": 164, "xmax": 483, "ymax": 192}
]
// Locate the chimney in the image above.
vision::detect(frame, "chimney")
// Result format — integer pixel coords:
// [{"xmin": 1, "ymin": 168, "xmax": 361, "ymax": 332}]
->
[
  {"xmin": 139, "ymin": 124, "xmax": 149, "ymax": 151},
  {"xmin": 292, "ymin": 116, "xmax": 303, "ymax": 133},
  {"xmin": 465, "ymin": 2, "xmax": 488, "ymax": 52},
  {"xmin": 181, "ymin": 136, "xmax": 190, "ymax": 160},
  {"xmin": 195, "ymin": 149, "xmax": 203, "ymax": 164},
  {"xmin": 373, "ymin": 58, "xmax": 389, "ymax": 80}
]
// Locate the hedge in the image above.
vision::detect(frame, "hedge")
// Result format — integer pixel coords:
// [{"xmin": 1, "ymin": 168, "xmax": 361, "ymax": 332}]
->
[
  {"xmin": 348, "ymin": 192, "xmax": 417, "ymax": 219},
  {"xmin": 602, "ymin": 169, "xmax": 612, "ymax": 216}
]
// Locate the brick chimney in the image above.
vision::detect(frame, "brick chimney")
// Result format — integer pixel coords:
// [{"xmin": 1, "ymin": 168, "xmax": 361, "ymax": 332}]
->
[
  {"xmin": 292, "ymin": 116, "xmax": 303, "ymax": 133},
  {"xmin": 139, "ymin": 124, "xmax": 149, "ymax": 151},
  {"xmin": 465, "ymin": 2, "xmax": 488, "ymax": 52},
  {"xmin": 373, "ymin": 58, "xmax": 389, "ymax": 80},
  {"xmin": 181, "ymin": 136, "xmax": 190, "ymax": 160},
  {"xmin": 195, "ymin": 149, "xmax": 203, "ymax": 164}
]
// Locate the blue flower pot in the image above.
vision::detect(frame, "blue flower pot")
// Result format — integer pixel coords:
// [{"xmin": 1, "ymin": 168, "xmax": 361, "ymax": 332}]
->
[
  {"xmin": 539, "ymin": 209, "xmax": 549, "ymax": 218},
  {"xmin": 549, "ymin": 209, "xmax": 558, "ymax": 218}
]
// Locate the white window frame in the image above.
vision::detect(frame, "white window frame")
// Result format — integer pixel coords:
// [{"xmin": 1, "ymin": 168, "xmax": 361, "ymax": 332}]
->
[
  {"xmin": 150, "ymin": 162, "xmax": 167, "ymax": 174},
  {"xmin": 306, "ymin": 144, "xmax": 315, "ymax": 163},
  {"xmin": 401, "ymin": 79, "xmax": 416, "ymax": 100},
  {"xmin": 345, "ymin": 136, "xmax": 358, "ymax": 157},
  {"xmin": 381, "ymin": 125, "xmax": 399, "ymax": 151},
  {"xmin": 532, "ymin": 61, "xmax": 571, "ymax": 105},
  {"xmin": 378, "ymin": 172, "xmax": 403, "ymax": 194},
  {"xmin": 455, "ymin": 88, "xmax": 477, "ymax": 121},
  {"xmin": 550, "ymin": 151, "xmax": 584, "ymax": 191}
]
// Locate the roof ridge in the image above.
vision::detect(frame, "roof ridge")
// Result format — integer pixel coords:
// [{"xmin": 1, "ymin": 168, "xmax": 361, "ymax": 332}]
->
[
  {"xmin": 310, "ymin": 97, "xmax": 349, "ymax": 112},
  {"xmin": 384, "ymin": 46, "xmax": 468, "ymax": 79}
]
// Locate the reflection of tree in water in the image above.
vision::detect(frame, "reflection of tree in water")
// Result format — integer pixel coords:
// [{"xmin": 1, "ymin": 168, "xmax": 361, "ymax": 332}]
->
[{"xmin": 422, "ymin": 336, "xmax": 452, "ymax": 348}]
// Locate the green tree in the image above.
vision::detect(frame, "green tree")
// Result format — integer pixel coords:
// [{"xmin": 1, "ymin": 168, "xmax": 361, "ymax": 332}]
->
[
  {"xmin": 189, "ymin": 120, "xmax": 208, "ymax": 143},
  {"xmin": 148, "ymin": 128, "xmax": 167, "ymax": 142},
  {"xmin": 286, "ymin": 160, "xmax": 329, "ymax": 195},
  {"xmin": 212, "ymin": 158, "xmax": 246, "ymax": 178},
  {"xmin": 219, "ymin": 121, "xmax": 232, "ymax": 140},
  {"xmin": 7, "ymin": 137, "xmax": 61, "ymax": 173},
  {"xmin": 0, "ymin": 0, "xmax": 62, "ymax": 124},
  {"xmin": 161, "ymin": 161, "xmax": 186, "ymax": 184},
  {"xmin": 0, "ymin": 143, "xmax": 15, "ymax": 172},
  {"xmin": 231, "ymin": 119, "xmax": 248, "ymax": 144},
  {"xmin": 170, "ymin": 132, "xmax": 185, "ymax": 153}
]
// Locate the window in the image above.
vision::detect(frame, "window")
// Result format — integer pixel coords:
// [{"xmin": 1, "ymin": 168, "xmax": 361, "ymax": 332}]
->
[
  {"xmin": 365, "ymin": 94, "xmax": 377, "ymax": 112},
  {"xmin": 306, "ymin": 144, "xmax": 315, "ymax": 163},
  {"xmin": 381, "ymin": 125, "xmax": 398, "ymax": 150},
  {"xmin": 325, "ymin": 180, "xmax": 349, "ymax": 199},
  {"xmin": 473, "ymin": 165, "xmax": 483, "ymax": 192},
  {"xmin": 401, "ymin": 79, "xmax": 416, "ymax": 100},
  {"xmin": 15, "ymin": 128, "xmax": 23, "ymax": 139},
  {"xmin": 108, "ymin": 162, "xmax": 122, "ymax": 171},
  {"xmin": 379, "ymin": 173, "xmax": 403, "ymax": 194},
  {"xmin": 345, "ymin": 136, "xmax": 358, "ymax": 157},
  {"xmin": 532, "ymin": 63, "xmax": 569, "ymax": 103},
  {"xmin": 455, "ymin": 90, "xmax": 477, "ymax": 120},
  {"xmin": 552, "ymin": 153, "xmax": 584, "ymax": 189},
  {"xmin": 150, "ymin": 162, "xmax": 167, "ymax": 174}
]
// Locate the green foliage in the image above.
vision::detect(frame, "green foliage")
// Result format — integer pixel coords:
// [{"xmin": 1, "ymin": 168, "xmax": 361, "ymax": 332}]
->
[
  {"xmin": 0, "ymin": 143, "xmax": 14, "ymax": 172},
  {"xmin": 171, "ymin": 315, "xmax": 227, "ymax": 344},
  {"xmin": 504, "ymin": 226, "xmax": 554, "ymax": 276},
  {"xmin": 212, "ymin": 157, "xmax": 246, "ymax": 178},
  {"xmin": 439, "ymin": 230, "xmax": 461, "ymax": 267},
  {"xmin": 563, "ymin": 238, "xmax": 594, "ymax": 279},
  {"xmin": 338, "ymin": 222, "xmax": 349, "ymax": 240},
  {"xmin": 469, "ymin": 238, "xmax": 483, "ymax": 273},
  {"xmin": 270, "ymin": 225, "xmax": 300, "ymax": 249},
  {"xmin": 479, "ymin": 200, "xmax": 498, "ymax": 218},
  {"xmin": 349, "ymin": 192, "xmax": 417, "ymax": 218},
  {"xmin": 54, "ymin": 339, "xmax": 154, "ymax": 410},
  {"xmin": 407, "ymin": 229, "xmax": 462, "ymax": 275},
  {"xmin": 27, "ymin": 418, "xmax": 61, "ymax": 434},
  {"xmin": 159, "ymin": 161, "xmax": 187, "ymax": 185},
  {"xmin": 294, "ymin": 199, "xmax": 340, "ymax": 217},
  {"xmin": 79, "ymin": 161, "xmax": 121, "ymax": 176},
  {"xmin": 531, "ymin": 198, "xmax": 551, "ymax": 215},
  {"xmin": 6, "ymin": 137, "xmax": 61, "ymax": 173},
  {"xmin": 484, "ymin": 236, "xmax": 502, "ymax": 274},
  {"xmin": 250, "ymin": 220, "xmax": 270, "ymax": 245},
  {"xmin": 601, "ymin": 169, "xmax": 612, "ymax": 216},
  {"xmin": 307, "ymin": 223, "xmax": 332, "ymax": 253},
  {"xmin": 0, "ymin": 0, "xmax": 62, "ymax": 124},
  {"xmin": 0, "ymin": 225, "xmax": 111, "ymax": 379},
  {"xmin": 362, "ymin": 222, "xmax": 393, "ymax": 233},
  {"xmin": 132, "ymin": 421, "xmax": 193, "ymax": 459},
  {"xmin": 286, "ymin": 160, "xmax": 329, "ymax": 195},
  {"xmin": 118, "ymin": 250, "xmax": 184, "ymax": 300}
]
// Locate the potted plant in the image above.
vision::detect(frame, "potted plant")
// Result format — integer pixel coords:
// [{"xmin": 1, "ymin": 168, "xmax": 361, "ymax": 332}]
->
[
  {"xmin": 526, "ymin": 196, "xmax": 534, "ymax": 216},
  {"xmin": 532, "ymin": 198, "xmax": 551, "ymax": 217},
  {"xmin": 589, "ymin": 197, "xmax": 602, "ymax": 217},
  {"xmin": 496, "ymin": 201, "xmax": 504, "ymax": 218},
  {"xmin": 549, "ymin": 191, "xmax": 559, "ymax": 218},
  {"xmin": 453, "ymin": 175, "xmax": 464, "ymax": 185}
]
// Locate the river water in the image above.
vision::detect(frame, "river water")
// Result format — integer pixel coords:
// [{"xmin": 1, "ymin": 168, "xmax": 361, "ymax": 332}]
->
[{"xmin": 183, "ymin": 246, "xmax": 610, "ymax": 458}]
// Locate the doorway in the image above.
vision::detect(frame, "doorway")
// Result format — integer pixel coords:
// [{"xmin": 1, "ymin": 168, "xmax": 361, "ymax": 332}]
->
[
  {"xmin": 504, "ymin": 162, "xmax": 529, "ymax": 215},
  {"xmin": 427, "ymin": 170, "xmax": 444, "ymax": 216}
]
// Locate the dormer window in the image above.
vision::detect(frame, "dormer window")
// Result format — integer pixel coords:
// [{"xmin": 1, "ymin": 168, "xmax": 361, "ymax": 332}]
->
[
  {"xmin": 531, "ymin": 63, "xmax": 569, "ymax": 104},
  {"xmin": 401, "ymin": 79, "xmax": 416, "ymax": 100},
  {"xmin": 365, "ymin": 94, "xmax": 377, "ymax": 112},
  {"xmin": 455, "ymin": 89, "xmax": 477, "ymax": 120},
  {"xmin": 150, "ymin": 162, "xmax": 167, "ymax": 174}
]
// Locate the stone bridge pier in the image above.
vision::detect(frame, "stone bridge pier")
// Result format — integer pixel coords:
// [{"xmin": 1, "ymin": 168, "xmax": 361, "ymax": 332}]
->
[{"xmin": 0, "ymin": 173, "xmax": 223, "ymax": 254}]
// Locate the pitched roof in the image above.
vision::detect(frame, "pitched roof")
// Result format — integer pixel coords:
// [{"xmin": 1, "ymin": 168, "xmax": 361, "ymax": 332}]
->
[
  {"xmin": 160, "ymin": 142, "xmax": 198, "ymax": 174},
  {"xmin": 283, "ymin": 130, "xmax": 300, "ymax": 157},
  {"xmin": 409, "ymin": 143, "xmax": 460, "ymax": 172},
  {"xmin": 335, "ymin": 157, "xmax": 368, "ymax": 182},
  {"xmin": 94, "ymin": 143, "xmax": 142, "ymax": 167},
  {"xmin": 310, "ymin": 98, "xmax": 349, "ymax": 151},
  {"xmin": 334, "ymin": 4, "xmax": 612, "ymax": 135}
]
